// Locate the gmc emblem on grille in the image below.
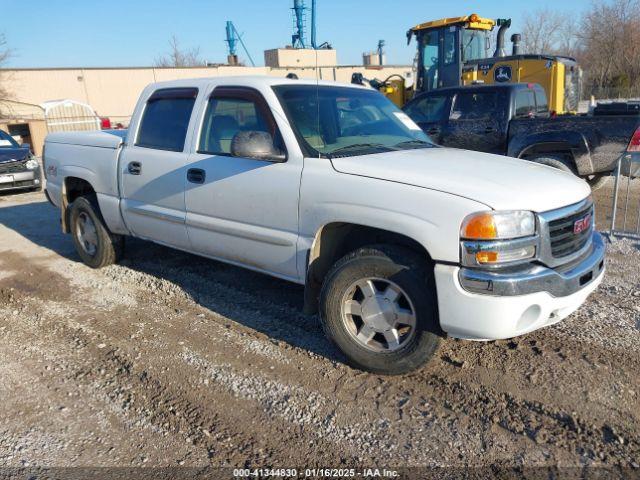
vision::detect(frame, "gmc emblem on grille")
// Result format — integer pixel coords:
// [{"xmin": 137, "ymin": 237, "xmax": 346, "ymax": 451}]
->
[{"xmin": 573, "ymin": 213, "xmax": 592, "ymax": 234}]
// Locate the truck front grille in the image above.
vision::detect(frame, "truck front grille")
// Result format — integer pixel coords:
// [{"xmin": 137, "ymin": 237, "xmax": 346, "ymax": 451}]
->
[
  {"xmin": 0, "ymin": 160, "xmax": 27, "ymax": 174},
  {"xmin": 548, "ymin": 203, "xmax": 594, "ymax": 258}
]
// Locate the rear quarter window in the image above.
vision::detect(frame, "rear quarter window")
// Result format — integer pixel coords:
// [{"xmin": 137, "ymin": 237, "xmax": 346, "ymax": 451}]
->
[
  {"xmin": 535, "ymin": 88, "xmax": 549, "ymax": 114},
  {"xmin": 514, "ymin": 89, "xmax": 536, "ymax": 118}
]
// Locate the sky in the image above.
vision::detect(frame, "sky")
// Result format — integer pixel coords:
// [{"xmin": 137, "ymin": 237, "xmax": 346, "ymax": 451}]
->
[{"xmin": 1, "ymin": 0, "xmax": 591, "ymax": 68}]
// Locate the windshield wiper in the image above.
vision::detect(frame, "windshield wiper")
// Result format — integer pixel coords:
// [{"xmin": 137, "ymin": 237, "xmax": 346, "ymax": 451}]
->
[
  {"xmin": 393, "ymin": 139, "xmax": 434, "ymax": 149},
  {"xmin": 328, "ymin": 143, "xmax": 396, "ymax": 158}
]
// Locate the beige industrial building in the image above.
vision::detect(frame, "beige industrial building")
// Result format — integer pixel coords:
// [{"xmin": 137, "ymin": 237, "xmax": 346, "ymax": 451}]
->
[
  {"xmin": 363, "ymin": 52, "xmax": 385, "ymax": 66},
  {"xmin": 264, "ymin": 47, "xmax": 338, "ymax": 67},
  {"xmin": 0, "ymin": 63, "xmax": 412, "ymax": 154}
]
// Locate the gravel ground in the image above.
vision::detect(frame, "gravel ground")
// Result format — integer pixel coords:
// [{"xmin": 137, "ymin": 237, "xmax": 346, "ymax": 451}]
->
[{"xmin": 0, "ymin": 184, "xmax": 639, "ymax": 478}]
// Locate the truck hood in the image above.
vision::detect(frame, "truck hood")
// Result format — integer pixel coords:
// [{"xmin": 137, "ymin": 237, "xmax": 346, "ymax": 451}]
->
[
  {"xmin": 0, "ymin": 147, "xmax": 30, "ymax": 164},
  {"xmin": 330, "ymin": 147, "xmax": 591, "ymax": 212}
]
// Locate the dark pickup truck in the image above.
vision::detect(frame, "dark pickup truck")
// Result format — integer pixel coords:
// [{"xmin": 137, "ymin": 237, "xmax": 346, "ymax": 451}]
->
[
  {"xmin": 0, "ymin": 130, "xmax": 41, "ymax": 192},
  {"xmin": 403, "ymin": 83, "xmax": 640, "ymax": 189}
]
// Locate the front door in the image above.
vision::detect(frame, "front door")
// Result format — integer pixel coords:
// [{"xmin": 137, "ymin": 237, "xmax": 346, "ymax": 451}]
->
[
  {"xmin": 184, "ymin": 87, "xmax": 302, "ymax": 280},
  {"xmin": 120, "ymin": 87, "xmax": 198, "ymax": 250}
]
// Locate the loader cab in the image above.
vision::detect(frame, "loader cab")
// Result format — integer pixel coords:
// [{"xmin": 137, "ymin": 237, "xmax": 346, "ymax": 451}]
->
[{"xmin": 409, "ymin": 14, "xmax": 496, "ymax": 93}]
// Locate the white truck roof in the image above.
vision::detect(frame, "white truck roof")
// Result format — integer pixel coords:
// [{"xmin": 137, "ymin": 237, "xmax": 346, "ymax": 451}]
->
[{"xmin": 145, "ymin": 75, "xmax": 369, "ymax": 91}]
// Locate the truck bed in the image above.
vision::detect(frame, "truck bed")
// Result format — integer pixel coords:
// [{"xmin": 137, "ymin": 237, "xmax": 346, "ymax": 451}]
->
[
  {"xmin": 509, "ymin": 115, "xmax": 639, "ymax": 174},
  {"xmin": 45, "ymin": 130, "xmax": 127, "ymax": 149},
  {"xmin": 44, "ymin": 130, "xmax": 129, "ymax": 212}
]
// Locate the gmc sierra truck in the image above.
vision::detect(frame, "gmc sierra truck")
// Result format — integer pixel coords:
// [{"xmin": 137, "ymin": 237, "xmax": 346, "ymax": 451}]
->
[
  {"xmin": 403, "ymin": 83, "xmax": 640, "ymax": 190},
  {"xmin": 43, "ymin": 76, "xmax": 605, "ymax": 374}
]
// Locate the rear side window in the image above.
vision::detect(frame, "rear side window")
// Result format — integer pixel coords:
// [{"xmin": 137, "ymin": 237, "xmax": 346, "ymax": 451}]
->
[
  {"xmin": 404, "ymin": 95, "xmax": 448, "ymax": 123},
  {"xmin": 515, "ymin": 90, "xmax": 536, "ymax": 118},
  {"xmin": 451, "ymin": 92, "xmax": 497, "ymax": 120},
  {"xmin": 136, "ymin": 88, "xmax": 197, "ymax": 151},
  {"xmin": 199, "ymin": 97, "xmax": 271, "ymax": 154}
]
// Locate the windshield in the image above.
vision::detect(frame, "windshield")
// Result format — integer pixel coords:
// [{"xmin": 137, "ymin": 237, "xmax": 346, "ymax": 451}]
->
[
  {"xmin": 461, "ymin": 29, "xmax": 489, "ymax": 62},
  {"xmin": 0, "ymin": 130, "xmax": 19, "ymax": 148},
  {"xmin": 273, "ymin": 85, "xmax": 433, "ymax": 158}
]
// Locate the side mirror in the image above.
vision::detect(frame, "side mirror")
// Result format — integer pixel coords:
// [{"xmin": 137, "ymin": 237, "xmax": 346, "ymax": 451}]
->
[
  {"xmin": 21, "ymin": 142, "xmax": 31, "ymax": 150},
  {"xmin": 230, "ymin": 131, "xmax": 286, "ymax": 162}
]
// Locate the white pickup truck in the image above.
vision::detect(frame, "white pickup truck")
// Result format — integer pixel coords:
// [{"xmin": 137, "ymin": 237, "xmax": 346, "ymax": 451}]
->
[{"xmin": 43, "ymin": 76, "xmax": 605, "ymax": 374}]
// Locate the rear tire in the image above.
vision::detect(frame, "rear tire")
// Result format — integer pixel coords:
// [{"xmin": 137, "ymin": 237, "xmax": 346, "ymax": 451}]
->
[
  {"xmin": 529, "ymin": 155, "xmax": 577, "ymax": 175},
  {"xmin": 319, "ymin": 245, "xmax": 441, "ymax": 375},
  {"xmin": 69, "ymin": 195, "xmax": 123, "ymax": 268},
  {"xmin": 586, "ymin": 174, "xmax": 610, "ymax": 191}
]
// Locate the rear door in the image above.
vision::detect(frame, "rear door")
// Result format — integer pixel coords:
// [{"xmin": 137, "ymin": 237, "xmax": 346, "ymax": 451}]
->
[
  {"xmin": 120, "ymin": 87, "xmax": 198, "ymax": 250},
  {"xmin": 184, "ymin": 86, "xmax": 302, "ymax": 279},
  {"xmin": 403, "ymin": 93, "xmax": 451, "ymax": 143},
  {"xmin": 440, "ymin": 89, "xmax": 506, "ymax": 153}
]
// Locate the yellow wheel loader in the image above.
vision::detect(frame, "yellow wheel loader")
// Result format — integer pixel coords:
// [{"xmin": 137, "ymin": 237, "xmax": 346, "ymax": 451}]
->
[{"xmin": 361, "ymin": 14, "xmax": 582, "ymax": 114}]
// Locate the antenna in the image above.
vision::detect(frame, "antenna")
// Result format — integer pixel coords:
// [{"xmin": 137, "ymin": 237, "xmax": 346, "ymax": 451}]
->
[
  {"xmin": 225, "ymin": 21, "xmax": 256, "ymax": 67},
  {"xmin": 310, "ymin": 0, "xmax": 317, "ymax": 49}
]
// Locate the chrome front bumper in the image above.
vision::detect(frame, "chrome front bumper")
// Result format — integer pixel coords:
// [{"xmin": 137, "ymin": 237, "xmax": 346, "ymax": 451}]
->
[
  {"xmin": 459, "ymin": 232, "xmax": 606, "ymax": 297},
  {"xmin": 0, "ymin": 169, "xmax": 40, "ymax": 191}
]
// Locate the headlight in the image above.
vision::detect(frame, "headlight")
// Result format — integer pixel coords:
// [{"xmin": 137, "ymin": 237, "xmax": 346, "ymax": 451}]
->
[
  {"xmin": 461, "ymin": 211, "xmax": 536, "ymax": 240},
  {"xmin": 461, "ymin": 211, "xmax": 538, "ymax": 267},
  {"xmin": 25, "ymin": 159, "xmax": 39, "ymax": 170}
]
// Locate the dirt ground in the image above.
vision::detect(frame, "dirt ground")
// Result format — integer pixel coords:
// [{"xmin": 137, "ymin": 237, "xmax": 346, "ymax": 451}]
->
[{"xmin": 0, "ymin": 181, "xmax": 639, "ymax": 478}]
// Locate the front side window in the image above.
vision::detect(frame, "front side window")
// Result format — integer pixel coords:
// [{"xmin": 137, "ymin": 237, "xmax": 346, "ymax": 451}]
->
[
  {"xmin": 451, "ymin": 91, "xmax": 497, "ymax": 120},
  {"xmin": 199, "ymin": 97, "xmax": 271, "ymax": 154},
  {"xmin": 274, "ymin": 85, "xmax": 433, "ymax": 158},
  {"xmin": 515, "ymin": 90, "xmax": 536, "ymax": 118},
  {"xmin": 136, "ymin": 89, "xmax": 197, "ymax": 151},
  {"xmin": 404, "ymin": 95, "xmax": 448, "ymax": 123}
]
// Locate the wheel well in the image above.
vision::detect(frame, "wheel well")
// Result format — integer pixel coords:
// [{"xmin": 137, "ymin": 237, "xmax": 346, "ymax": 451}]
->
[
  {"xmin": 62, "ymin": 177, "xmax": 95, "ymax": 233},
  {"xmin": 519, "ymin": 143, "xmax": 574, "ymax": 162},
  {"xmin": 303, "ymin": 223, "xmax": 431, "ymax": 314}
]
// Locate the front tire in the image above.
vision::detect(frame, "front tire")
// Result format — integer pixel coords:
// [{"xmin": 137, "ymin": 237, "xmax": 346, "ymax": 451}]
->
[
  {"xmin": 319, "ymin": 245, "xmax": 441, "ymax": 375},
  {"xmin": 69, "ymin": 195, "xmax": 123, "ymax": 268}
]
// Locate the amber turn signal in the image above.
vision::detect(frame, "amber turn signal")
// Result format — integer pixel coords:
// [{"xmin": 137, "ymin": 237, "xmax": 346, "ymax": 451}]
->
[
  {"xmin": 475, "ymin": 251, "xmax": 499, "ymax": 263},
  {"xmin": 461, "ymin": 213, "xmax": 497, "ymax": 240}
]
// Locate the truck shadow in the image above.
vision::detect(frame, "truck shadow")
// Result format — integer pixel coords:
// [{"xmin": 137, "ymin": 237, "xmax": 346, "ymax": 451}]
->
[{"xmin": 0, "ymin": 198, "xmax": 344, "ymax": 365}]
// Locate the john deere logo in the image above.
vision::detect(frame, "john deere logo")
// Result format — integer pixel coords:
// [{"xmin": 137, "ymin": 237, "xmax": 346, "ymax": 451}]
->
[{"xmin": 494, "ymin": 65, "xmax": 512, "ymax": 83}]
